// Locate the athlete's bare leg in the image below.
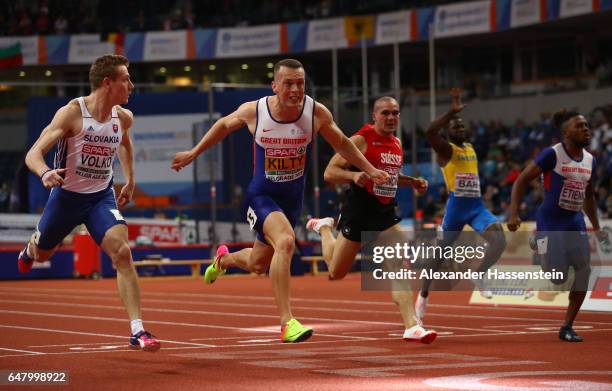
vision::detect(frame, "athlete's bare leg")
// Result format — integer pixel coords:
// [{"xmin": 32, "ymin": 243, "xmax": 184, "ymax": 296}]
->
[
  {"xmin": 320, "ymin": 227, "xmax": 361, "ymax": 280},
  {"xmin": 100, "ymin": 224, "xmax": 141, "ymax": 321},
  {"xmin": 476, "ymin": 222, "xmax": 506, "ymax": 273},
  {"xmin": 24, "ymin": 232, "xmax": 58, "ymax": 262},
  {"xmin": 219, "ymin": 241, "xmax": 275, "ymax": 274},
  {"xmin": 381, "ymin": 224, "xmax": 418, "ymax": 328},
  {"xmin": 256, "ymin": 211, "xmax": 298, "ymax": 325}
]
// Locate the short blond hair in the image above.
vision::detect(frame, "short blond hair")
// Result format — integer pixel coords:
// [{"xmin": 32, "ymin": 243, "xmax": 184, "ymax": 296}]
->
[{"xmin": 89, "ymin": 54, "xmax": 129, "ymax": 91}]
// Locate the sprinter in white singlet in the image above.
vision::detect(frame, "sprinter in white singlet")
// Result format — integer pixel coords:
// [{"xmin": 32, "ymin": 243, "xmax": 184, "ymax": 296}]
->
[
  {"xmin": 171, "ymin": 58, "xmax": 389, "ymax": 342},
  {"xmin": 17, "ymin": 54, "xmax": 160, "ymax": 352}
]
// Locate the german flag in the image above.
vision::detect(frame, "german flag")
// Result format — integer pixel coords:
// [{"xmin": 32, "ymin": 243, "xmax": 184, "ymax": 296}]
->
[{"xmin": 0, "ymin": 42, "xmax": 23, "ymax": 68}]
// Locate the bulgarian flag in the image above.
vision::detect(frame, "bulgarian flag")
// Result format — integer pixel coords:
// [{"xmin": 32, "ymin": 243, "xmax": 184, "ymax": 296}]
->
[{"xmin": 0, "ymin": 42, "xmax": 23, "ymax": 68}]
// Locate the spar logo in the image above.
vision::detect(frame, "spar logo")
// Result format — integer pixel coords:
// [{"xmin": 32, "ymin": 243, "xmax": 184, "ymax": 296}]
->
[
  {"xmin": 82, "ymin": 144, "xmax": 113, "ymax": 156},
  {"xmin": 265, "ymin": 146, "xmax": 306, "ymax": 157},
  {"xmin": 135, "ymin": 225, "xmax": 181, "ymax": 243}
]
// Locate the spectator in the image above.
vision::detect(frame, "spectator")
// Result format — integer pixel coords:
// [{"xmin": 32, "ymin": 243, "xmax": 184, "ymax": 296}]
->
[{"xmin": 54, "ymin": 13, "xmax": 68, "ymax": 34}]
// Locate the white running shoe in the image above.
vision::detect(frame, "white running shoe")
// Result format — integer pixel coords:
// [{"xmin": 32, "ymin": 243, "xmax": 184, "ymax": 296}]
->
[
  {"xmin": 403, "ymin": 324, "xmax": 437, "ymax": 344},
  {"xmin": 472, "ymin": 278, "xmax": 494, "ymax": 299},
  {"xmin": 415, "ymin": 293, "xmax": 428, "ymax": 320},
  {"xmin": 306, "ymin": 217, "xmax": 334, "ymax": 234}
]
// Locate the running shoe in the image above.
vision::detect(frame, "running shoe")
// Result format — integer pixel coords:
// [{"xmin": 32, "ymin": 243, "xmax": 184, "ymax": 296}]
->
[
  {"xmin": 17, "ymin": 247, "xmax": 34, "ymax": 274},
  {"xmin": 472, "ymin": 278, "xmax": 494, "ymax": 299},
  {"xmin": 403, "ymin": 324, "xmax": 437, "ymax": 344},
  {"xmin": 559, "ymin": 325, "xmax": 583, "ymax": 342},
  {"xmin": 415, "ymin": 293, "xmax": 428, "ymax": 320},
  {"xmin": 129, "ymin": 330, "xmax": 161, "ymax": 352},
  {"xmin": 204, "ymin": 245, "xmax": 229, "ymax": 284},
  {"xmin": 281, "ymin": 318, "xmax": 313, "ymax": 343},
  {"xmin": 305, "ymin": 217, "xmax": 334, "ymax": 234}
]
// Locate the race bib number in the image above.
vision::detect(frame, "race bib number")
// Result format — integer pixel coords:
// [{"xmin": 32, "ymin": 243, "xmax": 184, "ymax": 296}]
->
[
  {"xmin": 454, "ymin": 172, "xmax": 481, "ymax": 197},
  {"xmin": 246, "ymin": 206, "xmax": 257, "ymax": 231},
  {"xmin": 264, "ymin": 146, "xmax": 307, "ymax": 182},
  {"xmin": 559, "ymin": 179, "xmax": 586, "ymax": 211},
  {"xmin": 373, "ymin": 166, "xmax": 399, "ymax": 198}
]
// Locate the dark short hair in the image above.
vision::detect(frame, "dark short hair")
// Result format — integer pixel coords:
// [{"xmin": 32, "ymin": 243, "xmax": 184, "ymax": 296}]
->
[
  {"xmin": 273, "ymin": 58, "xmax": 304, "ymax": 78},
  {"xmin": 89, "ymin": 54, "xmax": 129, "ymax": 91},
  {"xmin": 552, "ymin": 108, "xmax": 581, "ymax": 130}
]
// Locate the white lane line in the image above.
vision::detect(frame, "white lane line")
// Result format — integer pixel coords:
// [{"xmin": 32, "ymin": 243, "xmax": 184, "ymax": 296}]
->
[
  {"xmin": 2, "ymin": 327, "xmax": 612, "ymax": 359},
  {"xmin": 29, "ymin": 342, "xmax": 133, "ymax": 348},
  {"xmin": 0, "ymin": 308, "xmax": 404, "ymax": 336},
  {"xmin": 0, "ymin": 302, "xmax": 516, "ymax": 333},
  {"xmin": 0, "ymin": 323, "xmax": 214, "ymax": 348},
  {"xmin": 0, "ymin": 292, "xmax": 577, "ymax": 327},
  {"xmin": 0, "ymin": 309, "xmax": 279, "ymax": 333},
  {"xmin": 0, "ymin": 347, "xmax": 43, "ymax": 355},
  {"xmin": 2, "ymin": 288, "xmax": 611, "ymax": 324},
  {"xmin": 2, "ymin": 298, "xmax": 610, "ymax": 329},
  {"xmin": 0, "ymin": 286, "xmax": 574, "ymax": 312}
]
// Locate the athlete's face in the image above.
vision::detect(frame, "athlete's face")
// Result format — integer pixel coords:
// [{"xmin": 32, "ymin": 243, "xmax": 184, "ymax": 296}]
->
[
  {"xmin": 563, "ymin": 115, "xmax": 591, "ymax": 148},
  {"xmin": 272, "ymin": 66, "xmax": 305, "ymax": 108},
  {"xmin": 107, "ymin": 65, "xmax": 134, "ymax": 104},
  {"xmin": 372, "ymin": 100, "xmax": 400, "ymax": 135},
  {"xmin": 448, "ymin": 117, "xmax": 466, "ymax": 144}
]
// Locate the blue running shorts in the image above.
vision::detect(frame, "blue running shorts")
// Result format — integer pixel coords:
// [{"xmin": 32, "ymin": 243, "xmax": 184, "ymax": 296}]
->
[{"xmin": 36, "ymin": 186, "xmax": 126, "ymax": 250}]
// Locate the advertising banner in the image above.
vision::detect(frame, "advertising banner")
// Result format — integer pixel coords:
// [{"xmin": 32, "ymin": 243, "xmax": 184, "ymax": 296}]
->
[{"xmin": 375, "ymin": 10, "xmax": 412, "ymax": 44}]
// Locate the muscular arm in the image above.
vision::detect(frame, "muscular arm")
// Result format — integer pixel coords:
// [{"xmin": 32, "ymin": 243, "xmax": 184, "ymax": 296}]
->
[
  {"xmin": 171, "ymin": 101, "xmax": 256, "ymax": 171},
  {"xmin": 583, "ymin": 180, "xmax": 601, "ymax": 230},
  {"xmin": 426, "ymin": 112, "xmax": 454, "ymax": 165},
  {"xmin": 507, "ymin": 162, "xmax": 542, "ymax": 230},
  {"xmin": 25, "ymin": 101, "xmax": 80, "ymax": 188},
  {"xmin": 426, "ymin": 88, "xmax": 465, "ymax": 165},
  {"xmin": 117, "ymin": 108, "xmax": 135, "ymax": 185},
  {"xmin": 398, "ymin": 173, "xmax": 427, "ymax": 190},
  {"xmin": 323, "ymin": 135, "xmax": 367, "ymax": 185},
  {"xmin": 315, "ymin": 103, "xmax": 385, "ymax": 183},
  {"xmin": 116, "ymin": 108, "xmax": 135, "ymax": 208}
]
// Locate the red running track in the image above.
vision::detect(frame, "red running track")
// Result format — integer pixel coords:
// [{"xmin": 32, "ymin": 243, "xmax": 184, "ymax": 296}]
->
[{"xmin": 0, "ymin": 274, "xmax": 611, "ymax": 390}]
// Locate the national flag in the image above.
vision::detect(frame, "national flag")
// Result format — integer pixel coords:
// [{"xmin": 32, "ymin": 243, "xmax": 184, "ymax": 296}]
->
[{"xmin": 0, "ymin": 42, "xmax": 23, "ymax": 68}]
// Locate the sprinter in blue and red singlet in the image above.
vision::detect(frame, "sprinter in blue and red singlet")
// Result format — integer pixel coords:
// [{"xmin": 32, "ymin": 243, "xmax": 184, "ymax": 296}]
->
[
  {"xmin": 509, "ymin": 109, "xmax": 609, "ymax": 342},
  {"xmin": 17, "ymin": 54, "xmax": 160, "ymax": 352},
  {"xmin": 171, "ymin": 59, "xmax": 389, "ymax": 343}
]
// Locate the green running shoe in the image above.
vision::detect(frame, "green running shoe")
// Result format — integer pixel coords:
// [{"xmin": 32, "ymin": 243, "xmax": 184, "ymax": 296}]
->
[
  {"xmin": 204, "ymin": 245, "xmax": 228, "ymax": 284},
  {"xmin": 280, "ymin": 318, "xmax": 313, "ymax": 343}
]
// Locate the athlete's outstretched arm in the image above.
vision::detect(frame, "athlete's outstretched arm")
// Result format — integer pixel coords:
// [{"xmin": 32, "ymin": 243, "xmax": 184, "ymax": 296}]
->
[
  {"xmin": 25, "ymin": 102, "xmax": 80, "ymax": 189},
  {"xmin": 507, "ymin": 162, "xmax": 542, "ymax": 231},
  {"xmin": 116, "ymin": 108, "xmax": 135, "ymax": 208},
  {"xmin": 316, "ymin": 103, "xmax": 388, "ymax": 185},
  {"xmin": 323, "ymin": 135, "xmax": 370, "ymax": 186},
  {"xmin": 395, "ymin": 139, "xmax": 428, "ymax": 192},
  {"xmin": 398, "ymin": 174, "xmax": 428, "ymax": 193},
  {"xmin": 426, "ymin": 88, "xmax": 465, "ymax": 165},
  {"xmin": 171, "ymin": 101, "xmax": 256, "ymax": 171}
]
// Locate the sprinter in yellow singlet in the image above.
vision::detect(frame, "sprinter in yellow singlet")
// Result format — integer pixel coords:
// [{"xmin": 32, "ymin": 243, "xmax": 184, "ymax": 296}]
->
[{"xmin": 415, "ymin": 88, "xmax": 506, "ymax": 320}]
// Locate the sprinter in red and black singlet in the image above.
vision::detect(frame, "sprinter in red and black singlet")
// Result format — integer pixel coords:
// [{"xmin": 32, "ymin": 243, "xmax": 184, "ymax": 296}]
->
[
  {"xmin": 171, "ymin": 59, "xmax": 389, "ymax": 343},
  {"xmin": 337, "ymin": 121, "xmax": 404, "ymax": 241},
  {"xmin": 306, "ymin": 97, "xmax": 437, "ymax": 344}
]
